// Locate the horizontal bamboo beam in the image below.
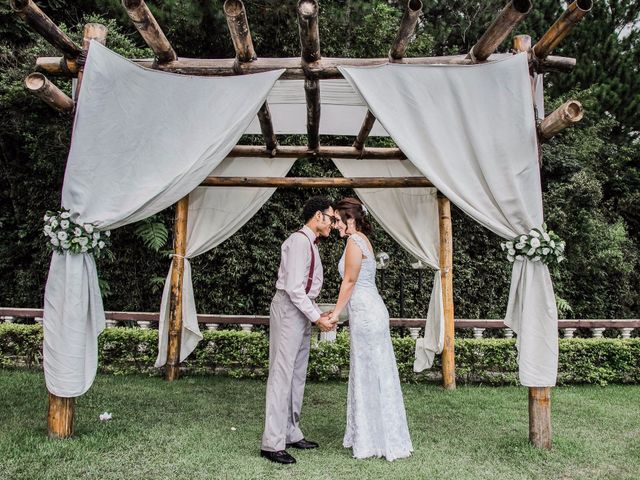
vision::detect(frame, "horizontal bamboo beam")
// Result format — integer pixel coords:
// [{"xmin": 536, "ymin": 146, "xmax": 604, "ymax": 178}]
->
[
  {"xmin": 537, "ymin": 100, "xmax": 583, "ymax": 142},
  {"xmin": 469, "ymin": 0, "xmax": 532, "ymax": 62},
  {"xmin": 122, "ymin": 0, "xmax": 177, "ymax": 64},
  {"xmin": 224, "ymin": 0, "xmax": 256, "ymax": 62},
  {"xmin": 10, "ymin": 0, "xmax": 81, "ymax": 58},
  {"xmin": 532, "ymin": 0, "xmax": 592, "ymax": 60},
  {"xmin": 228, "ymin": 145, "xmax": 405, "ymax": 159},
  {"xmin": 389, "ymin": 0, "xmax": 422, "ymax": 61},
  {"xmin": 353, "ymin": 111, "xmax": 377, "ymax": 150},
  {"xmin": 24, "ymin": 73, "xmax": 74, "ymax": 112},
  {"xmin": 35, "ymin": 53, "xmax": 577, "ymax": 77},
  {"xmin": 200, "ymin": 176, "xmax": 433, "ymax": 188}
]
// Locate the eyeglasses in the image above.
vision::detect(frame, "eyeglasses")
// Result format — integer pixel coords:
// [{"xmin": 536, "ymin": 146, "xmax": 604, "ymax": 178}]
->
[{"xmin": 320, "ymin": 212, "xmax": 337, "ymax": 225}]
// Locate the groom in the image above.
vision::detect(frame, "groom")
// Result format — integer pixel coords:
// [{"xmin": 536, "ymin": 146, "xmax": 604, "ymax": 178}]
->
[{"xmin": 260, "ymin": 196, "xmax": 337, "ymax": 465}]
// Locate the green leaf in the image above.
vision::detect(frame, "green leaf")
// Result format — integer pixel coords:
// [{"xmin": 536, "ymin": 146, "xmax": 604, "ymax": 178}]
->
[{"xmin": 134, "ymin": 217, "xmax": 169, "ymax": 252}]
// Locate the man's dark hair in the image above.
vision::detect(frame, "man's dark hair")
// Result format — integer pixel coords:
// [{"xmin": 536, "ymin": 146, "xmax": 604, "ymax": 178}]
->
[{"xmin": 302, "ymin": 196, "xmax": 332, "ymax": 223}]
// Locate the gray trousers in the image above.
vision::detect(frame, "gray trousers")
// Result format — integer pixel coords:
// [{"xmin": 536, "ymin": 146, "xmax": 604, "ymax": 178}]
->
[{"xmin": 261, "ymin": 290, "xmax": 312, "ymax": 451}]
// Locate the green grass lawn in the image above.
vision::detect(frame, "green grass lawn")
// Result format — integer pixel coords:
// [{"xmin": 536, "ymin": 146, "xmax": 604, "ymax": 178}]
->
[{"xmin": 1, "ymin": 370, "xmax": 639, "ymax": 480}]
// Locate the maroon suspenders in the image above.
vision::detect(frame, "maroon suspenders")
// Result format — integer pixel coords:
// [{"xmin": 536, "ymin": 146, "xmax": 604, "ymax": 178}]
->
[{"xmin": 297, "ymin": 231, "xmax": 315, "ymax": 294}]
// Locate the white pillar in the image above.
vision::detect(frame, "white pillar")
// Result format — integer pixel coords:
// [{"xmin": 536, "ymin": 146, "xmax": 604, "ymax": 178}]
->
[
  {"xmin": 563, "ymin": 328, "xmax": 576, "ymax": 339},
  {"xmin": 407, "ymin": 327, "xmax": 421, "ymax": 340},
  {"xmin": 1, "ymin": 316, "xmax": 14, "ymax": 323},
  {"xmin": 137, "ymin": 320, "xmax": 152, "ymax": 329},
  {"xmin": 34, "ymin": 317, "xmax": 43, "ymax": 326},
  {"xmin": 319, "ymin": 330, "xmax": 337, "ymax": 343},
  {"xmin": 472, "ymin": 327, "xmax": 485, "ymax": 339},
  {"xmin": 504, "ymin": 328, "xmax": 514, "ymax": 339},
  {"xmin": 105, "ymin": 319, "xmax": 118, "ymax": 328},
  {"xmin": 205, "ymin": 323, "xmax": 219, "ymax": 331},
  {"xmin": 239, "ymin": 324, "xmax": 253, "ymax": 333},
  {"xmin": 591, "ymin": 327, "xmax": 605, "ymax": 338},
  {"xmin": 621, "ymin": 328, "xmax": 634, "ymax": 340}
]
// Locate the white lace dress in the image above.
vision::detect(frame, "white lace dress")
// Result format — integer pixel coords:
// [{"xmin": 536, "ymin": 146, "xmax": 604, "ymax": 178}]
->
[{"xmin": 339, "ymin": 233, "xmax": 413, "ymax": 461}]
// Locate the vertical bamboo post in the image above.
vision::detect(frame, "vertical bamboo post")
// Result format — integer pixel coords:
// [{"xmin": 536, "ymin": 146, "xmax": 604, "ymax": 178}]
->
[
  {"xmin": 47, "ymin": 23, "xmax": 108, "ymax": 440},
  {"xmin": 513, "ymin": 34, "xmax": 553, "ymax": 450},
  {"xmin": 438, "ymin": 195, "xmax": 455, "ymax": 390},
  {"xmin": 76, "ymin": 23, "xmax": 108, "ymax": 99},
  {"xmin": 165, "ymin": 196, "xmax": 189, "ymax": 381},
  {"xmin": 529, "ymin": 387, "xmax": 552, "ymax": 449}
]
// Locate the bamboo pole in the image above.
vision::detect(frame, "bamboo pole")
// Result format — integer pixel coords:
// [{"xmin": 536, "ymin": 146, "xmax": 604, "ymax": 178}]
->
[
  {"xmin": 468, "ymin": 0, "xmax": 532, "ymax": 62},
  {"xmin": 298, "ymin": 0, "xmax": 321, "ymax": 150},
  {"xmin": 224, "ymin": 0, "xmax": 256, "ymax": 62},
  {"xmin": 532, "ymin": 0, "xmax": 592, "ymax": 60},
  {"xmin": 165, "ymin": 196, "xmax": 189, "ymax": 381},
  {"xmin": 200, "ymin": 176, "xmax": 433, "ymax": 188},
  {"xmin": 24, "ymin": 73, "xmax": 74, "ymax": 112},
  {"xmin": 537, "ymin": 100, "xmax": 583, "ymax": 142},
  {"xmin": 10, "ymin": 0, "xmax": 81, "ymax": 58},
  {"xmin": 35, "ymin": 53, "xmax": 577, "ymax": 78},
  {"xmin": 353, "ymin": 111, "xmax": 377, "ymax": 150},
  {"xmin": 223, "ymin": 0, "xmax": 277, "ymax": 153},
  {"xmin": 227, "ymin": 144, "xmax": 405, "ymax": 159},
  {"xmin": 438, "ymin": 195, "xmax": 456, "ymax": 390},
  {"xmin": 529, "ymin": 387, "xmax": 552, "ymax": 449},
  {"xmin": 304, "ymin": 78, "xmax": 321, "ymax": 150},
  {"xmin": 46, "ymin": 23, "xmax": 108, "ymax": 440},
  {"xmin": 512, "ymin": 34, "xmax": 531, "ymax": 53},
  {"xmin": 389, "ymin": 0, "xmax": 422, "ymax": 61},
  {"xmin": 47, "ymin": 393, "xmax": 74, "ymax": 439},
  {"xmin": 122, "ymin": 0, "xmax": 177, "ymax": 64}
]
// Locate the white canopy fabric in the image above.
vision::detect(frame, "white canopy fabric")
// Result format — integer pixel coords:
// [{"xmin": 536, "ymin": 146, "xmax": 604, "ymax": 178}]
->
[
  {"xmin": 340, "ymin": 54, "xmax": 558, "ymax": 386},
  {"xmin": 244, "ymin": 79, "xmax": 389, "ymax": 136},
  {"xmin": 155, "ymin": 157, "xmax": 295, "ymax": 367},
  {"xmin": 43, "ymin": 41, "xmax": 284, "ymax": 397},
  {"xmin": 332, "ymin": 159, "xmax": 443, "ymax": 370}
]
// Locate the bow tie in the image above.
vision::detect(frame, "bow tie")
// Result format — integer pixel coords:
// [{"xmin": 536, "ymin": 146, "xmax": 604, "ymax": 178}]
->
[{"xmin": 314, "ymin": 236, "xmax": 321, "ymax": 245}]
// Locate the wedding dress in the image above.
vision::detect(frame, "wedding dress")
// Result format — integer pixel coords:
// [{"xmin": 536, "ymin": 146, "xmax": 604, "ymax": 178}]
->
[{"xmin": 339, "ymin": 233, "xmax": 413, "ymax": 461}]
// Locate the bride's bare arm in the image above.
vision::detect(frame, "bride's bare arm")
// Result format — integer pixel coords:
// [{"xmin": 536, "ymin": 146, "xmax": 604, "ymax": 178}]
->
[{"xmin": 331, "ymin": 238, "xmax": 363, "ymax": 321}]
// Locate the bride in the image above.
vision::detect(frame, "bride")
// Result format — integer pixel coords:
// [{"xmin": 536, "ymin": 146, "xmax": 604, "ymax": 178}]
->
[{"xmin": 327, "ymin": 197, "xmax": 413, "ymax": 461}]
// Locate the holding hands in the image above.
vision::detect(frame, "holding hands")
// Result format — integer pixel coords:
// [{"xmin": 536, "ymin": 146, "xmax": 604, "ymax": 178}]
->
[{"xmin": 316, "ymin": 311, "xmax": 338, "ymax": 332}]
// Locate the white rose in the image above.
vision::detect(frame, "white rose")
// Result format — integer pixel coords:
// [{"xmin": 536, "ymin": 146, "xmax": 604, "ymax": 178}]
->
[
  {"xmin": 84, "ymin": 224, "xmax": 94, "ymax": 234},
  {"xmin": 57, "ymin": 231, "xmax": 68, "ymax": 241},
  {"xmin": 500, "ymin": 243, "xmax": 506, "ymax": 251},
  {"xmin": 519, "ymin": 235, "xmax": 527, "ymax": 243},
  {"xmin": 542, "ymin": 232, "xmax": 550, "ymax": 242},
  {"xmin": 50, "ymin": 237, "xmax": 60, "ymax": 247},
  {"xmin": 74, "ymin": 227, "xmax": 83, "ymax": 237},
  {"xmin": 61, "ymin": 240, "xmax": 71, "ymax": 249},
  {"xmin": 60, "ymin": 220, "xmax": 70, "ymax": 229},
  {"xmin": 80, "ymin": 246, "xmax": 88, "ymax": 253},
  {"xmin": 527, "ymin": 247, "xmax": 537, "ymax": 256},
  {"xmin": 508, "ymin": 248, "xmax": 516, "ymax": 256},
  {"xmin": 529, "ymin": 229, "xmax": 540, "ymax": 238},
  {"xmin": 44, "ymin": 214, "xmax": 50, "ymax": 222},
  {"xmin": 558, "ymin": 242, "xmax": 565, "ymax": 252},
  {"xmin": 549, "ymin": 240, "xmax": 556, "ymax": 248},
  {"xmin": 104, "ymin": 231, "xmax": 111, "ymax": 237},
  {"xmin": 92, "ymin": 239, "xmax": 98, "ymax": 247},
  {"xmin": 49, "ymin": 232, "xmax": 56, "ymax": 239},
  {"xmin": 542, "ymin": 247, "xmax": 550, "ymax": 255},
  {"xmin": 507, "ymin": 254, "xmax": 515, "ymax": 262},
  {"xmin": 50, "ymin": 219, "xmax": 58, "ymax": 228},
  {"xmin": 93, "ymin": 232, "xmax": 101, "ymax": 240},
  {"xmin": 78, "ymin": 237, "xmax": 89, "ymax": 246},
  {"xmin": 43, "ymin": 225, "xmax": 52, "ymax": 235},
  {"xmin": 515, "ymin": 242, "xmax": 526, "ymax": 249},
  {"xmin": 60, "ymin": 211, "xmax": 71, "ymax": 219},
  {"xmin": 530, "ymin": 237, "xmax": 541, "ymax": 248},
  {"xmin": 98, "ymin": 241, "xmax": 105, "ymax": 249},
  {"xmin": 506, "ymin": 241, "xmax": 514, "ymax": 249}
]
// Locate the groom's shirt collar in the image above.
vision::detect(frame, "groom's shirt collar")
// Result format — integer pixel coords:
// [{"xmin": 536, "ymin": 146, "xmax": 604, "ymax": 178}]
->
[{"xmin": 300, "ymin": 225, "xmax": 317, "ymax": 244}]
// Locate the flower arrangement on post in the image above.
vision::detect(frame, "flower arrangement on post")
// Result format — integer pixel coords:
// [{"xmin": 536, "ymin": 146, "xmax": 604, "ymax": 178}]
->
[
  {"xmin": 43, "ymin": 209, "xmax": 112, "ymax": 258},
  {"xmin": 500, "ymin": 224, "xmax": 565, "ymax": 265}
]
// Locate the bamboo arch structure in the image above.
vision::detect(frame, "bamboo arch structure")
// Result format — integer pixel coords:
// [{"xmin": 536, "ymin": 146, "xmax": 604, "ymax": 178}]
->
[{"xmin": 11, "ymin": 0, "xmax": 592, "ymax": 449}]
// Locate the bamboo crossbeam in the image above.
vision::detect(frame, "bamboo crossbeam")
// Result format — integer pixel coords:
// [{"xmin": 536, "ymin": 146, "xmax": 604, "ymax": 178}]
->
[
  {"xmin": 10, "ymin": 0, "xmax": 81, "ymax": 59},
  {"xmin": 532, "ymin": 0, "xmax": 592, "ymax": 60},
  {"xmin": 24, "ymin": 73, "xmax": 74, "ymax": 112},
  {"xmin": 200, "ymin": 176, "xmax": 433, "ymax": 188},
  {"xmin": 389, "ymin": 0, "xmax": 422, "ymax": 61},
  {"xmin": 35, "ymin": 53, "xmax": 577, "ymax": 78},
  {"xmin": 469, "ymin": 0, "xmax": 532, "ymax": 62},
  {"xmin": 227, "ymin": 144, "xmax": 405, "ymax": 159},
  {"xmin": 122, "ymin": 0, "xmax": 177, "ymax": 64},
  {"xmin": 353, "ymin": 111, "xmax": 377, "ymax": 150},
  {"xmin": 224, "ymin": 0, "xmax": 256, "ymax": 62},
  {"xmin": 537, "ymin": 100, "xmax": 583, "ymax": 142},
  {"xmin": 298, "ymin": 0, "xmax": 322, "ymax": 150}
]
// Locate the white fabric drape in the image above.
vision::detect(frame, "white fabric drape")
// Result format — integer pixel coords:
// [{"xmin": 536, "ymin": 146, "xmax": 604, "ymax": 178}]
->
[
  {"xmin": 332, "ymin": 159, "xmax": 443, "ymax": 370},
  {"xmin": 340, "ymin": 54, "xmax": 558, "ymax": 386},
  {"xmin": 43, "ymin": 41, "xmax": 284, "ymax": 397},
  {"xmin": 155, "ymin": 157, "xmax": 295, "ymax": 367}
]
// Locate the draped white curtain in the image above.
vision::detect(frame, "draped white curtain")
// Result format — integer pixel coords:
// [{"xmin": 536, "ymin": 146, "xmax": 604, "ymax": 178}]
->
[
  {"xmin": 332, "ymin": 159, "xmax": 443, "ymax": 370},
  {"xmin": 155, "ymin": 157, "xmax": 295, "ymax": 367},
  {"xmin": 43, "ymin": 41, "xmax": 284, "ymax": 397},
  {"xmin": 340, "ymin": 54, "xmax": 558, "ymax": 386}
]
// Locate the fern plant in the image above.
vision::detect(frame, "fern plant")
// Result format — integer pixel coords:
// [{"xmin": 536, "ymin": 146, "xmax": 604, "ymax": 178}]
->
[{"xmin": 134, "ymin": 216, "xmax": 169, "ymax": 252}]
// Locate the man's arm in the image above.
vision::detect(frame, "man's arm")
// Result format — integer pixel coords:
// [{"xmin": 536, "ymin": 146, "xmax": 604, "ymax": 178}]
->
[{"xmin": 281, "ymin": 235, "xmax": 321, "ymax": 323}]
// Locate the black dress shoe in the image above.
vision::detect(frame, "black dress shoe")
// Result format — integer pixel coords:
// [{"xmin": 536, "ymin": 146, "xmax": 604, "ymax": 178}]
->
[
  {"xmin": 286, "ymin": 439, "xmax": 319, "ymax": 449},
  {"xmin": 260, "ymin": 449, "xmax": 296, "ymax": 464}
]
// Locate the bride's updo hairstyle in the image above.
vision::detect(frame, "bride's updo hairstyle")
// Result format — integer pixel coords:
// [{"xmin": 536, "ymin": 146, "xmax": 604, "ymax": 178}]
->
[{"xmin": 334, "ymin": 197, "xmax": 372, "ymax": 235}]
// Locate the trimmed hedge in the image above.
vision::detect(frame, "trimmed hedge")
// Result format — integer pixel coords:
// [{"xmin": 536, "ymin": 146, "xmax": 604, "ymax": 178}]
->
[{"xmin": 1, "ymin": 324, "xmax": 639, "ymax": 385}]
